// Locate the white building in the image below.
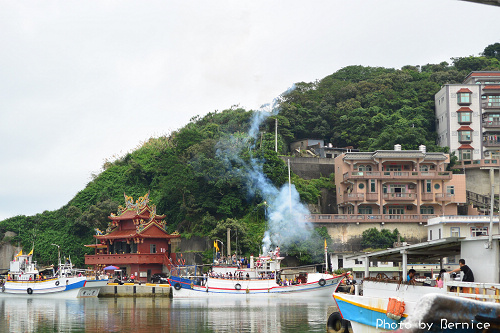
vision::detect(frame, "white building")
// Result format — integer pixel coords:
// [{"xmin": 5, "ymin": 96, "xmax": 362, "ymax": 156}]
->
[
  {"xmin": 435, "ymin": 71, "xmax": 500, "ymax": 161},
  {"xmin": 427, "ymin": 215, "xmax": 500, "ymax": 241}
]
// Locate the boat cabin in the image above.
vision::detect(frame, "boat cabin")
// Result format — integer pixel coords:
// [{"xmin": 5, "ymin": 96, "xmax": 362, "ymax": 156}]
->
[{"xmin": 9, "ymin": 254, "xmax": 39, "ymax": 281}]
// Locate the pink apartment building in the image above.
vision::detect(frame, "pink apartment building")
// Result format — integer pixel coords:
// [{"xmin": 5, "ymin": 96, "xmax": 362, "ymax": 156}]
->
[{"xmin": 334, "ymin": 145, "xmax": 467, "ymax": 224}]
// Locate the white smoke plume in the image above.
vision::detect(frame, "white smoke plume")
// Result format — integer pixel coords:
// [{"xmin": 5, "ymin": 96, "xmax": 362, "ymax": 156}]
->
[{"xmin": 216, "ymin": 84, "xmax": 312, "ymax": 255}]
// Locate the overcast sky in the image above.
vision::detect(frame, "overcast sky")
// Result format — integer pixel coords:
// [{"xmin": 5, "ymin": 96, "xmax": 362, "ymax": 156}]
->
[{"xmin": 0, "ymin": 0, "xmax": 499, "ymax": 220}]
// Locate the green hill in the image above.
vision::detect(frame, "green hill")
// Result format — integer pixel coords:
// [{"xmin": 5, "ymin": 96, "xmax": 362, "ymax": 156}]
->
[{"xmin": 2, "ymin": 45, "xmax": 500, "ymax": 267}]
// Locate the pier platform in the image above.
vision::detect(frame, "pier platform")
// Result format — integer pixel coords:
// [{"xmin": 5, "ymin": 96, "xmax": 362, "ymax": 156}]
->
[{"xmin": 99, "ymin": 283, "xmax": 172, "ymax": 298}]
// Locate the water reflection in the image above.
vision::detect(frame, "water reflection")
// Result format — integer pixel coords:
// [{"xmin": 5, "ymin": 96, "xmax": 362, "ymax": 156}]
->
[{"xmin": 0, "ymin": 296, "xmax": 331, "ymax": 333}]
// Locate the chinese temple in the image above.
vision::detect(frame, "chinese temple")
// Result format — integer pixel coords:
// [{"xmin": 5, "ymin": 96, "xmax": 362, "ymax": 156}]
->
[{"xmin": 84, "ymin": 192, "xmax": 180, "ymax": 282}]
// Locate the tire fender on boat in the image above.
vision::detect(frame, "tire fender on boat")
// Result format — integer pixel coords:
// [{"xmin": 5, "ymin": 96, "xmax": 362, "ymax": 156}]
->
[
  {"xmin": 327, "ymin": 312, "xmax": 350, "ymax": 333},
  {"xmin": 174, "ymin": 283, "xmax": 181, "ymax": 290},
  {"xmin": 235, "ymin": 283, "xmax": 241, "ymax": 290},
  {"xmin": 55, "ymin": 281, "xmax": 60, "ymax": 286},
  {"xmin": 27, "ymin": 288, "xmax": 33, "ymax": 295},
  {"xmin": 319, "ymin": 278, "xmax": 326, "ymax": 286}
]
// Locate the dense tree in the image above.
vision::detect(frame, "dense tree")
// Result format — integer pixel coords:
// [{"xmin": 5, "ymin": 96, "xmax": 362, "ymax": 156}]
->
[
  {"xmin": 483, "ymin": 43, "xmax": 500, "ymax": 60},
  {"xmin": 361, "ymin": 228, "xmax": 403, "ymax": 250}
]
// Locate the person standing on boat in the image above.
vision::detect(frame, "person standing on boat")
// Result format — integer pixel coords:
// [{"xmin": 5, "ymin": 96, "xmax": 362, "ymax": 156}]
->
[
  {"xmin": 436, "ymin": 269, "xmax": 446, "ymax": 288},
  {"xmin": 448, "ymin": 258, "xmax": 474, "ymax": 282},
  {"xmin": 407, "ymin": 269, "xmax": 416, "ymax": 282}
]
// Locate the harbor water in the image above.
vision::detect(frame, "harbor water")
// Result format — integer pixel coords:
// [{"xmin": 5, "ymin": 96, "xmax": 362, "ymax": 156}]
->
[{"xmin": 0, "ymin": 296, "xmax": 333, "ymax": 332}]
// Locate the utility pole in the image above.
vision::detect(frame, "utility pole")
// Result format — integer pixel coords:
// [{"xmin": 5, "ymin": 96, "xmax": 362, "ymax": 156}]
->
[
  {"xmin": 227, "ymin": 228, "xmax": 231, "ymax": 257},
  {"xmin": 275, "ymin": 118, "xmax": 278, "ymax": 153}
]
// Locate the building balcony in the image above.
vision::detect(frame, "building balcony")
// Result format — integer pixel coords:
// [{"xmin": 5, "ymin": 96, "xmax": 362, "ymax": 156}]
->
[
  {"xmin": 346, "ymin": 193, "xmax": 364, "ymax": 201},
  {"xmin": 483, "ymin": 121, "xmax": 500, "ymax": 129},
  {"xmin": 343, "ymin": 171, "xmax": 451, "ymax": 181},
  {"xmin": 383, "ymin": 193, "xmax": 416, "ymax": 201},
  {"xmin": 435, "ymin": 193, "xmax": 455, "ymax": 202},
  {"xmin": 366, "ymin": 193, "xmax": 379, "ymax": 201},
  {"xmin": 482, "ymin": 102, "xmax": 500, "ymax": 110},
  {"xmin": 85, "ymin": 253, "xmax": 167, "ymax": 266},
  {"xmin": 421, "ymin": 193, "xmax": 434, "ymax": 201},
  {"xmin": 304, "ymin": 214, "xmax": 437, "ymax": 224},
  {"xmin": 483, "ymin": 140, "xmax": 500, "ymax": 147},
  {"xmin": 456, "ymin": 158, "xmax": 500, "ymax": 169}
]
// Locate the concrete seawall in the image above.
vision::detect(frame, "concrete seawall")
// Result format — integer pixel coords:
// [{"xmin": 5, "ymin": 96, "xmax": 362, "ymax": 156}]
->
[{"xmin": 99, "ymin": 284, "xmax": 172, "ymax": 298}]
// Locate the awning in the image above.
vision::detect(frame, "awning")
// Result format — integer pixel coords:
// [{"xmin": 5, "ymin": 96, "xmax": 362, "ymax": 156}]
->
[{"xmin": 346, "ymin": 237, "xmax": 462, "ymax": 262}]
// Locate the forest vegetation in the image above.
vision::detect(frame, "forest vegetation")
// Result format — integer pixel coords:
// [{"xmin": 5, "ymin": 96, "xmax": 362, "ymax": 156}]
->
[{"xmin": 1, "ymin": 44, "xmax": 500, "ymax": 267}]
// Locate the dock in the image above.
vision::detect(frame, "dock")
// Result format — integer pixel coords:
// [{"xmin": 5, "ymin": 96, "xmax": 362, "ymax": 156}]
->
[{"xmin": 99, "ymin": 283, "xmax": 172, "ymax": 297}]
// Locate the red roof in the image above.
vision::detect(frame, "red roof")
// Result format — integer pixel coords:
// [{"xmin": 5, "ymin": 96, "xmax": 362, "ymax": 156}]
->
[
  {"xmin": 97, "ymin": 229, "xmax": 138, "ymax": 239},
  {"xmin": 94, "ymin": 224, "xmax": 180, "ymax": 240},
  {"xmin": 483, "ymin": 85, "xmax": 500, "ymax": 90},
  {"xmin": 108, "ymin": 208, "xmax": 165, "ymax": 221},
  {"xmin": 468, "ymin": 72, "xmax": 500, "ymax": 77},
  {"xmin": 458, "ymin": 144, "xmax": 473, "ymax": 150},
  {"xmin": 456, "ymin": 107, "xmax": 472, "ymax": 112},
  {"xmin": 457, "ymin": 88, "xmax": 472, "ymax": 93},
  {"xmin": 457, "ymin": 126, "xmax": 473, "ymax": 131}
]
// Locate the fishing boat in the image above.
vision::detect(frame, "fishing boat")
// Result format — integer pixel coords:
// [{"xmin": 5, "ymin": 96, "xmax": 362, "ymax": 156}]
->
[
  {"xmin": 0, "ymin": 250, "xmax": 108, "ymax": 298},
  {"xmin": 169, "ymin": 252, "xmax": 347, "ymax": 298},
  {"xmin": 331, "ymin": 235, "xmax": 500, "ymax": 333}
]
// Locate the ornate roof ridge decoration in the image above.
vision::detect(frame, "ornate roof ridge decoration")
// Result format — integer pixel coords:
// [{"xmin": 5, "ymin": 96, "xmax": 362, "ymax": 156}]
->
[
  {"xmin": 112, "ymin": 191, "xmax": 151, "ymax": 216},
  {"xmin": 135, "ymin": 218, "xmax": 167, "ymax": 234}
]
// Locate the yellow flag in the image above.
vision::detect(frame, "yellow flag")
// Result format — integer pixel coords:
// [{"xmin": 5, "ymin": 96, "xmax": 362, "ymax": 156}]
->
[
  {"xmin": 214, "ymin": 240, "xmax": 219, "ymax": 252},
  {"xmin": 28, "ymin": 248, "xmax": 34, "ymax": 256},
  {"xmin": 15, "ymin": 250, "xmax": 23, "ymax": 257},
  {"xmin": 324, "ymin": 239, "xmax": 327, "ymax": 249}
]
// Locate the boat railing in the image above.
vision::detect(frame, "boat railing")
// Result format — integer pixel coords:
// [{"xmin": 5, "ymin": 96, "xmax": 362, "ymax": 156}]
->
[{"xmin": 445, "ymin": 281, "xmax": 500, "ymax": 302}]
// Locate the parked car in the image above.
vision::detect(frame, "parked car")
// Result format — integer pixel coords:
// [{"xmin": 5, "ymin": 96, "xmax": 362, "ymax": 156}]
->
[{"xmin": 151, "ymin": 273, "xmax": 169, "ymax": 284}]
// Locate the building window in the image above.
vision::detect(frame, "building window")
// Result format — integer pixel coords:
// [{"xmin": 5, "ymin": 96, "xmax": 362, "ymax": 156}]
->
[
  {"xmin": 420, "ymin": 206, "xmax": 434, "ymax": 214},
  {"xmin": 389, "ymin": 184, "xmax": 406, "ymax": 193},
  {"xmin": 487, "ymin": 95, "xmax": 500, "ymax": 107},
  {"xmin": 355, "ymin": 272, "xmax": 363, "ymax": 279},
  {"xmin": 420, "ymin": 165, "xmax": 429, "ymax": 172},
  {"xmin": 471, "ymin": 227, "xmax": 488, "ymax": 237},
  {"xmin": 358, "ymin": 165, "xmax": 372, "ymax": 171},
  {"xmin": 359, "ymin": 206, "xmax": 372, "ymax": 214},
  {"xmin": 434, "ymin": 183, "xmax": 440, "ymax": 190},
  {"xmin": 451, "ymin": 227, "xmax": 460, "ymax": 237},
  {"xmin": 150, "ymin": 244, "xmax": 157, "ymax": 254},
  {"xmin": 358, "ymin": 183, "xmax": 365, "ymax": 189},
  {"xmin": 386, "ymin": 165, "xmax": 402, "ymax": 171},
  {"xmin": 429, "ymin": 230, "xmax": 433, "ymax": 240},
  {"xmin": 459, "ymin": 149, "xmax": 472, "ymax": 160},
  {"xmin": 426, "ymin": 180, "xmax": 432, "ymax": 193},
  {"xmin": 370, "ymin": 179, "xmax": 376, "ymax": 192},
  {"xmin": 387, "ymin": 207, "xmax": 404, "ymax": 214},
  {"xmin": 458, "ymin": 112, "xmax": 472, "ymax": 123},
  {"xmin": 458, "ymin": 131, "xmax": 472, "ymax": 142},
  {"xmin": 457, "ymin": 92, "xmax": 471, "ymax": 104},
  {"xmin": 439, "ymin": 228, "xmax": 441, "ymax": 239},
  {"xmin": 447, "ymin": 186, "xmax": 455, "ymax": 195}
]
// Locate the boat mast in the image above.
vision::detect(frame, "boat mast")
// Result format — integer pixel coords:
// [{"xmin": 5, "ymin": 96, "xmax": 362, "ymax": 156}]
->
[
  {"xmin": 52, "ymin": 243, "xmax": 61, "ymax": 273},
  {"xmin": 489, "ymin": 168, "xmax": 494, "ymax": 249}
]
